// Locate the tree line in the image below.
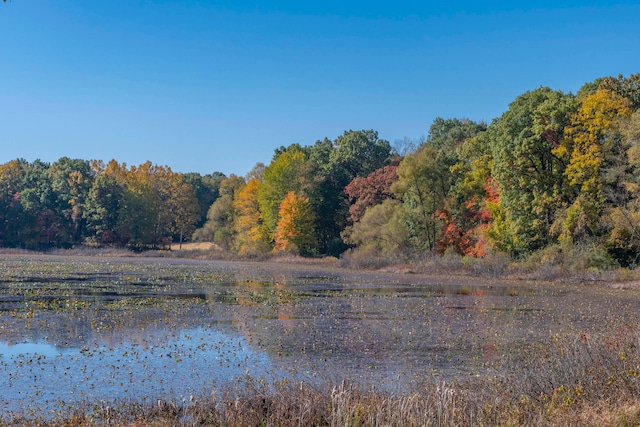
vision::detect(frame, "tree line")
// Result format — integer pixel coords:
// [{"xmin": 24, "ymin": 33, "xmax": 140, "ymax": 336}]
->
[
  {"xmin": 0, "ymin": 159, "xmax": 211, "ymax": 250},
  {"xmin": 2, "ymin": 74, "xmax": 640, "ymax": 265}
]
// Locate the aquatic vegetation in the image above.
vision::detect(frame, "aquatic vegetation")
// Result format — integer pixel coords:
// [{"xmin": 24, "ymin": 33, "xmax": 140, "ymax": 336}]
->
[{"xmin": 0, "ymin": 254, "xmax": 639, "ymax": 424}]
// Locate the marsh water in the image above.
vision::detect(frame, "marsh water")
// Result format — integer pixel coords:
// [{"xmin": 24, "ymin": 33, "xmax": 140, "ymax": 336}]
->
[{"xmin": 1, "ymin": 254, "xmax": 639, "ymax": 414}]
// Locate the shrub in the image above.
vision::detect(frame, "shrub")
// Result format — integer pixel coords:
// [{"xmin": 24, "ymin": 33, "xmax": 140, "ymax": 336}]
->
[{"xmin": 339, "ymin": 246, "xmax": 402, "ymax": 270}]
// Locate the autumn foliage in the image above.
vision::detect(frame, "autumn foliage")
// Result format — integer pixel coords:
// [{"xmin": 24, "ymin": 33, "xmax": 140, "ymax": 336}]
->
[
  {"xmin": 273, "ymin": 192, "xmax": 316, "ymax": 255},
  {"xmin": 344, "ymin": 165, "xmax": 398, "ymax": 222},
  {"xmin": 2, "ymin": 74, "xmax": 640, "ymax": 265}
]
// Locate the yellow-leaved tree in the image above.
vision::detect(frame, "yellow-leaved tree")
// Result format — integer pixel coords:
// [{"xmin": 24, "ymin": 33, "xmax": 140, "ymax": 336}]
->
[
  {"xmin": 233, "ymin": 178, "xmax": 270, "ymax": 255},
  {"xmin": 553, "ymin": 88, "xmax": 632, "ymax": 244}
]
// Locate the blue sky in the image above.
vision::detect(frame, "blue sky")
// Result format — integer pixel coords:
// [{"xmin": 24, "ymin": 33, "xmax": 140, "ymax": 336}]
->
[{"xmin": 1, "ymin": 1, "xmax": 639, "ymax": 176}]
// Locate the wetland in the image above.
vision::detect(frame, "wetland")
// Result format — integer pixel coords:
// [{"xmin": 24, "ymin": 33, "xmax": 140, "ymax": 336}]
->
[{"xmin": 0, "ymin": 254, "xmax": 639, "ymax": 418}]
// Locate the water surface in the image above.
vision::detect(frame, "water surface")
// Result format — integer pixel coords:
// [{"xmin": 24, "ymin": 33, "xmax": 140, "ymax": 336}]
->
[{"xmin": 0, "ymin": 255, "xmax": 638, "ymax": 414}]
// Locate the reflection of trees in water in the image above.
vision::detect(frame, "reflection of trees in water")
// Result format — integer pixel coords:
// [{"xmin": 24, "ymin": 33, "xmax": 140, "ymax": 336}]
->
[
  {"xmin": 224, "ymin": 292, "xmax": 450, "ymax": 386},
  {"xmin": 2, "ymin": 257, "xmax": 640, "ymax": 392},
  {"xmin": 222, "ymin": 282, "xmax": 611, "ymax": 387}
]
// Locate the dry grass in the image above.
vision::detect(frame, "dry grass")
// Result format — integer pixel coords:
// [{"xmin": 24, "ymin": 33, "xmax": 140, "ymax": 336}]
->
[
  {"xmin": 338, "ymin": 246, "xmax": 408, "ymax": 270},
  {"xmin": 0, "ymin": 248, "xmax": 40, "ymax": 255},
  {"xmin": 336, "ymin": 242, "xmax": 640, "ymax": 285},
  {"xmin": 271, "ymin": 254, "xmax": 339, "ymax": 267},
  {"xmin": 11, "ymin": 242, "xmax": 640, "ymax": 285},
  {"xmin": 171, "ymin": 242, "xmax": 218, "ymax": 251}
]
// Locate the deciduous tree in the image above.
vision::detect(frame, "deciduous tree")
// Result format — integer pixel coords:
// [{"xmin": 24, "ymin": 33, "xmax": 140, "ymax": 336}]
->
[
  {"xmin": 344, "ymin": 165, "xmax": 398, "ymax": 223},
  {"xmin": 49, "ymin": 157, "xmax": 93, "ymax": 244},
  {"xmin": 328, "ymin": 130, "xmax": 392, "ymax": 188},
  {"xmin": 258, "ymin": 148, "xmax": 311, "ymax": 242},
  {"xmin": 392, "ymin": 145, "xmax": 449, "ymax": 251},
  {"xmin": 273, "ymin": 191, "xmax": 317, "ymax": 255},
  {"xmin": 490, "ymin": 87, "xmax": 576, "ymax": 255},
  {"xmin": 192, "ymin": 175, "xmax": 244, "ymax": 250},
  {"xmin": 554, "ymin": 88, "xmax": 632, "ymax": 244},
  {"xmin": 233, "ymin": 178, "xmax": 270, "ymax": 255},
  {"xmin": 342, "ymin": 199, "xmax": 408, "ymax": 255},
  {"xmin": 84, "ymin": 168, "xmax": 123, "ymax": 245},
  {"xmin": 182, "ymin": 171, "xmax": 225, "ymax": 228}
]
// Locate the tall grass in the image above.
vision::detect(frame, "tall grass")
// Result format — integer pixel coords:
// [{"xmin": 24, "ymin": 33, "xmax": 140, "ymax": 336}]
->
[
  {"xmin": 5, "ymin": 328, "xmax": 640, "ymax": 426},
  {"xmin": 338, "ymin": 243, "xmax": 640, "ymax": 284}
]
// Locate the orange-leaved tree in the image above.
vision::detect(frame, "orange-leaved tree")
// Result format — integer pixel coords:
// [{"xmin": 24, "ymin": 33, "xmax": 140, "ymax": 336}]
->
[{"xmin": 273, "ymin": 191, "xmax": 316, "ymax": 255}]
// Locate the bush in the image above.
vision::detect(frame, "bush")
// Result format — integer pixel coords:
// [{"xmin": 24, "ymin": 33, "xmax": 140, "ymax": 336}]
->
[
  {"xmin": 464, "ymin": 250, "xmax": 511, "ymax": 278},
  {"xmin": 412, "ymin": 250, "xmax": 466, "ymax": 274},
  {"xmin": 339, "ymin": 246, "xmax": 402, "ymax": 270},
  {"xmin": 518, "ymin": 244, "xmax": 620, "ymax": 282}
]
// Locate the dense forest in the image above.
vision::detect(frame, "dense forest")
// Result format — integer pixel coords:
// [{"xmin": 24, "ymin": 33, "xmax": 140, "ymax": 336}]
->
[{"xmin": 2, "ymin": 74, "xmax": 640, "ymax": 266}]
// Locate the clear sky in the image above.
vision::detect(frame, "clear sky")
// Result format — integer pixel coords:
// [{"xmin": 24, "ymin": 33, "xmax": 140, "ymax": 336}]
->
[{"xmin": 1, "ymin": 1, "xmax": 639, "ymax": 176}]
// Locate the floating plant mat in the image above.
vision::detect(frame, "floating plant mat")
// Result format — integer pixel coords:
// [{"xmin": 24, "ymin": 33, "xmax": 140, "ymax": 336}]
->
[
  {"xmin": 0, "ymin": 254, "xmax": 639, "ymax": 414},
  {"xmin": 0, "ymin": 327, "xmax": 271, "ymax": 414}
]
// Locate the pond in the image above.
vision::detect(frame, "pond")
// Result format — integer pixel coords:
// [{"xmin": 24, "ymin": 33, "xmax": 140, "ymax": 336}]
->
[{"xmin": 0, "ymin": 254, "xmax": 639, "ymax": 414}]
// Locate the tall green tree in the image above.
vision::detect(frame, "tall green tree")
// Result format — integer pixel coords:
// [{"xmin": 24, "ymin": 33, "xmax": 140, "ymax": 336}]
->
[
  {"xmin": 0, "ymin": 159, "xmax": 29, "ymax": 247},
  {"xmin": 258, "ymin": 148, "xmax": 311, "ymax": 242},
  {"xmin": 310, "ymin": 131, "xmax": 393, "ymax": 255},
  {"xmin": 192, "ymin": 174, "xmax": 245, "ymax": 250},
  {"xmin": 48, "ymin": 157, "xmax": 93, "ymax": 244},
  {"xmin": 182, "ymin": 171, "xmax": 225, "ymax": 228},
  {"xmin": 426, "ymin": 117, "xmax": 487, "ymax": 151},
  {"xmin": 17, "ymin": 160, "xmax": 67, "ymax": 248},
  {"xmin": 306, "ymin": 138, "xmax": 346, "ymax": 255},
  {"xmin": 328, "ymin": 130, "xmax": 392, "ymax": 188},
  {"xmin": 392, "ymin": 145, "xmax": 450, "ymax": 251},
  {"xmin": 490, "ymin": 87, "xmax": 576, "ymax": 255},
  {"xmin": 84, "ymin": 169, "xmax": 123, "ymax": 245}
]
